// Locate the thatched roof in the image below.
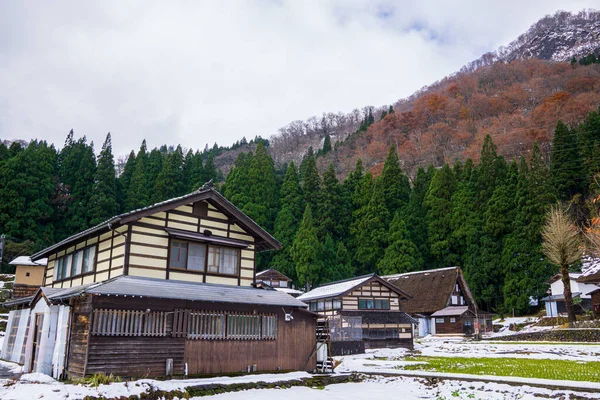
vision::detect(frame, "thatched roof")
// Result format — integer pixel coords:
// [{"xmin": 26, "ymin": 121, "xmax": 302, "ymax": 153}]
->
[{"xmin": 384, "ymin": 267, "xmax": 475, "ymax": 315}]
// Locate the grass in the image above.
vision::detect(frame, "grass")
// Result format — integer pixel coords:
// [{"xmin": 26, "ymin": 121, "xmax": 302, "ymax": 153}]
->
[{"xmin": 401, "ymin": 356, "xmax": 600, "ymax": 382}]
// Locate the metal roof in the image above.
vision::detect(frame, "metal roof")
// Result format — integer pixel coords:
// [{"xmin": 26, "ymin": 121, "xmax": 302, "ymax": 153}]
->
[
  {"xmin": 87, "ymin": 276, "xmax": 308, "ymax": 308},
  {"xmin": 541, "ymin": 292, "xmax": 582, "ymax": 302},
  {"xmin": 297, "ymin": 274, "xmax": 375, "ymax": 302},
  {"xmin": 430, "ymin": 306, "xmax": 470, "ymax": 317},
  {"xmin": 3, "ymin": 276, "xmax": 309, "ymax": 308},
  {"xmin": 340, "ymin": 310, "xmax": 417, "ymax": 325}
]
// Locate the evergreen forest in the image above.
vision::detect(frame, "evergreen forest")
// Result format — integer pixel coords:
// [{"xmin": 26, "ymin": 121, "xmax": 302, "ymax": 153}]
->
[{"xmin": 1, "ymin": 107, "xmax": 600, "ymax": 315}]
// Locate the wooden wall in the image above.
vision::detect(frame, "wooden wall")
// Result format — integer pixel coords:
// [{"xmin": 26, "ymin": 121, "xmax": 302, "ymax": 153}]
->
[
  {"xmin": 66, "ymin": 296, "xmax": 92, "ymax": 379},
  {"xmin": 434, "ymin": 315, "xmax": 473, "ymax": 335},
  {"xmin": 46, "ymin": 226, "xmax": 127, "ymax": 289},
  {"xmin": 44, "ymin": 200, "xmax": 258, "ymax": 289},
  {"xmin": 184, "ymin": 307, "xmax": 316, "ymax": 375},
  {"xmin": 127, "ymin": 202, "xmax": 256, "ymax": 286},
  {"xmin": 78, "ymin": 296, "xmax": 316, "ymax": 378},
  {"xmin": 342, "ymin": 280, "xmax": 402, "ymax": 311}
]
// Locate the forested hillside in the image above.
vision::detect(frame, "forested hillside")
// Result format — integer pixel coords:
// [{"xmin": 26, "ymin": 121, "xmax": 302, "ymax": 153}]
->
[{"xmin": 222, "ymin": 106, "xmax": 600, "ymax": 314}]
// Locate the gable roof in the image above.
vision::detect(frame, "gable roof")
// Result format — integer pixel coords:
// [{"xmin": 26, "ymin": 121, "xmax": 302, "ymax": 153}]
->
[
  {"xmin": 547, "ymin": 272, "xmax": 581, "ymax": 284},
  {"xmin": 384, "ymin": 267, "xmax": 475, "ymax": 314},
  {"xmin": 297, "ymin": 273, "xmax": 411, "ymax": 302},
  {"xmin": 5, "ymin": 275, "xmax": 307, "ymax": 309},
  {"xmin": 31, "ymin": 187, "xmax": 281, "ymax": 260},
  {"xmin": 256, "ymin": 268, "xmax": 292, "ymax": 281}
]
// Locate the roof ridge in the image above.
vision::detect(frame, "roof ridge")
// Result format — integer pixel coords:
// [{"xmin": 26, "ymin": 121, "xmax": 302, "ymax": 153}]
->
[
  {"xmin": 317, "ymin": 273, "xmax": 376, "ymax": 288},
  {"xmin": 382, "ymin": 266, "xmax": 459, "ymax": 279}
]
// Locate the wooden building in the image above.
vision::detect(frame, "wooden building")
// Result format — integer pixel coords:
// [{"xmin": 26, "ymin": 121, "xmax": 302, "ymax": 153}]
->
[
  {"xmin": 256, "ymin": 268, "xmax": 303, "ymax": 297},
  {"xmin": 384, "ymin": 267, "xmax": 492, "ymax": 336},
  {"xmin": 9, "ymin": 256, "xmax": 47, "ymax": 298},
  {"xmin": 297, "ymin": 274, "xmax": 415, "ymax": 355},
  {"xmin": 577, "ymin": 260, "xmax": 600, "ymax": 318},
  {"xmin": 2, "ymin": 187, "xmax": 317, "ymax": 379}
]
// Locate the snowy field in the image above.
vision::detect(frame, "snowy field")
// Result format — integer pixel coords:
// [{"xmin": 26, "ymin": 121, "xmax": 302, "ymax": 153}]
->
[{"xmin": 1, "ymin": 336, "xmax": 600, "ymax": 399}]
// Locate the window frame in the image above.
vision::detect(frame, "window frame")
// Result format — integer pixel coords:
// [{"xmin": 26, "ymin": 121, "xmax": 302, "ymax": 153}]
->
[
  {"xmin": 169, "ymin": 238, "xmax": 241, "ymax": 277},
  {"xmin": 53, "ymin": 244, "xmax": 97, "ymax": 283},
  {"xmin": 435, "ymin": 317, "xmax": 445, "ymax": 324},
  {"xmin": 358, "ymin": 298, "xmax": 390, "ymax": 310}
]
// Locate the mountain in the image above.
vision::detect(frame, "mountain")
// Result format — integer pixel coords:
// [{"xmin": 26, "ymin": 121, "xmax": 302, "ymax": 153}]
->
[
  {"xmin": 212, "ymin": 10, "xmax": 600, "ymax": 178},
  {"xmin": 463, "ymin": 10, "xmax": 600, "ymax": 72}
]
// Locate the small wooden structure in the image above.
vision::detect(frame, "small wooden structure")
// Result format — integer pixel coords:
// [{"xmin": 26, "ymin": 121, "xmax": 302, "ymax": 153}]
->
[
  {"xmin": 9, "ymin": 256, "xmax": 47, "ymax": 298},
  {"xmin": 256, "ymin": 268, "xmax": 303, "ymax": 297},
  {"xmin": 384, "ymin": 267, "xmax": 492, "ymax": 336},
  {"xmin": 298, "ymin": 274, "xmax": 415, "ymax": 355}
]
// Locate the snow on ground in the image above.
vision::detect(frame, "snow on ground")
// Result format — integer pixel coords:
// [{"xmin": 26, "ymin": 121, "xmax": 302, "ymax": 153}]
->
[
  {"xmin": 198, "ymin": 376, "xmax": 600, "ymax": 400},
  {"xmin": 0, "ymin": 371, "xmax": 313, "ymax": 400},
  {"xmin": 413, "ymin": 336, "xmax": 600, "ymax": 361},
  {"xmin": 2, "ymin": 337, "xmax": 600, "ymax": 399},
  {"xmin": 488, "ymin": 316, "xmax": 556, "ymax": 338}
]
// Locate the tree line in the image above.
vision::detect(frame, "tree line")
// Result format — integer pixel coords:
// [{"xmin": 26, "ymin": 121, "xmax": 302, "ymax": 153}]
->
[
  {"xmin": 1, "ymin": 105, "xmax": 599, "ymax": 316},
  {"xmin": 0, "ymin": 131, "xmax": 221, "ymax": 271},
  {"xmin": 223, "ymin": 107, "xmax": 600, "ymax": 315}
]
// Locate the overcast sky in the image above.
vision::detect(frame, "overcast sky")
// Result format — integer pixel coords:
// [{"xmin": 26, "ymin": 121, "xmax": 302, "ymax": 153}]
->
[{"xmin": 0, "ymin": 1, "xmax": 597, "ymax": 156}]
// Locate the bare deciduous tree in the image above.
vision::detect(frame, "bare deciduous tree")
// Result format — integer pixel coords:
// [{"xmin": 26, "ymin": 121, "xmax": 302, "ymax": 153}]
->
[{"xmin": 541, "ymin": 205, "xmax": 582, "ymax": 325}]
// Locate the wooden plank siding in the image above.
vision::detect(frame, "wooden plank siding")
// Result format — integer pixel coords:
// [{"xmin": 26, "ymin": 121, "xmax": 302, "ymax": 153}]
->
[
  {"xmin": 76, "ymin": 296, "xmax": 315, "ymax": 378},
  {"xmin": 66, "ymin": 296, "xmax": 93, "ymax": 379},
  {"xmin": 42, "ymin": 200, "xmax": 258, "ymax": 289}
]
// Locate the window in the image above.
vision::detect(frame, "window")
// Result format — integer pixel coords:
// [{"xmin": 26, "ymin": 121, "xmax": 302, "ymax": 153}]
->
[
  {"xmin": 25, "ymin": 272, "xmax": 30, "ymax": 277},
  {"xmin": 279, "ymin": 280, "xmax": 287, "ymax": 287},
  {"xmin": 188, "ymin": 242, "xmax": 206, "ymax": 271},
  {"xmin": 185, "ymin": 311, "xmax": 276, "ymax": 340},
  {"xmin": 450, "ymin": 317, "xmax": 456, "ymax": 323},
  {"xmin": 359, "ymin": 298, "xmax": 389, "ymax": 310},
  {"xmin": 170, "ymin": 240, "xmax": 239, "ymax": 274},
  {"xmin": 435, "ymin": 317, "xmax": 445, "ymax": 324},
  {"xmin": 171, "ymin": 241, "xmax": 188, "ymax": 269},
  {"xmin": 333, "ymin": 299, "xmax": 342, "ymax": 310},
  {"xmin": 54, "ymin": 245, "xmax": 96, "ymax": 281},
  {"xmin": 309, "ymin": 302, "xmax": 317, "ymax": 312},
  {"xmin": 91, "ymin": 309, "xmax": 168, "ymax": 336}
]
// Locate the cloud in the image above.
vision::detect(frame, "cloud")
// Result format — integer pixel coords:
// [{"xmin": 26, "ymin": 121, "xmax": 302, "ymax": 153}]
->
[{"xmin": 0, "ymin": 0, "xmax": 596, "ymax": 156}]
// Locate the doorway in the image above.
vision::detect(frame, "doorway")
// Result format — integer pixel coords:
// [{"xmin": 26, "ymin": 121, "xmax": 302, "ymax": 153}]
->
[{"xmin": 30, "ymin": 314, "xmax": 44, "ymax": 372}]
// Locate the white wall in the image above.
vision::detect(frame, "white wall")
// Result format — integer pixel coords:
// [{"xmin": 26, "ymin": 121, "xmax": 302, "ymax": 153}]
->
[{"xmin": 551, "ymin": 275, "xmax": 596, "ymax": 299}]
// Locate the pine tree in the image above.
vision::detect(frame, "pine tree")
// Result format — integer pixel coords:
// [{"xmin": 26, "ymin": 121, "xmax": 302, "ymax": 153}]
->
[
  {"xmin": 354, "ymin": 181, "xmax": 389, "ymax": 274},
  {"xmin": 301, "ymin": 148, "xmax": 321, "ymax": 210},
  {"xmin": 402, "ymin": 166, "xmax": 433, "ymax": 265},
  {"xmin": 146, "ymin": 147, "xmax": 164, "ymax": 191},
  {"xmin": 88, "ymin": 134, "xmax": 119, "ymax": 225},
  {"xmin": 322, "ymin": 134, "xmax": 332, "ymax": 155},
  {"xmin": 126, "ymin": 140, "xmax": 150, "ymax": 211},
  {"xmin": 0, "ymin": 141, "xmax": 58, "ymax": 247},
  {"xmin": 424, "ymin": 164, "xmax": 456, "ymax": 268},
  {"xmin": 244, "ymin": 142, "xmax": 278, "ymax": 230},
  {"xmin": 318, "ymin": 164, "xmax": 342, "ymax": 239},
  {"xmin": 551, "ymin": 120, "xmax": 584, "ymax": 200},
  {"xmin": 292, "ymin": 205, "xmax": 322, "ymax": 290},
  {"xmin": 223, "ymin": 151, "xmax": 253, "ymax": 210},
  {"xmin": 153, "ymin": 145, "xmax": 185, "ymax": 203},
  {"xmin": 117, "ymin": 151, "xmax": 136, "ymax": 211},
  {"xmin": 377, "ymin": 212, "xmax": 423, "ymax": 275},
  {"xmin": 57, "ymin": 132, "xmax": 96, "ymax": 237},
  {"xmin": 378, "ymin": 145, "xmax": 410, "ymax": 217},
  {"xmin": 579, "ymin": 109, "xmax": 600, "ymax": 188}
]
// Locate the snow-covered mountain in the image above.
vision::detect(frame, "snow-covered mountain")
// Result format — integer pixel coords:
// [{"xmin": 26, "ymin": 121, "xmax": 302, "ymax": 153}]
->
[{"xmin": 463, "ymin": 10, "xmax": 600, "ymax": 72}]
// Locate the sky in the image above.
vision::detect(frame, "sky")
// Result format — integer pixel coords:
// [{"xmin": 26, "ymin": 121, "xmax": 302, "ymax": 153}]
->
[{"xmin": 0, "ymin": 0, "xmax": 597, "ymax": 157}]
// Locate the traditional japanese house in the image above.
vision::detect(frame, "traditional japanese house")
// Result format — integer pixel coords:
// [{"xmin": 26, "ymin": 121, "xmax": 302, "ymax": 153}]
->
[
  {"xmin": 9, "ymin": 256, "xmax": 47, "ymax": 298},
  {"xmin": 256, "ymin": 268, "xmax": 303, "ymax": 297},
  {"xmin": 297, "ymin": 274, "xmax": 415, "ymax": 355},
  {"xmin": 577, "ymin": 256, "xmax": 600, "ymax": 317},
  {"xmin": 384, "ymin": 267, "xmax": 492, "ymax": 336},
  {"xmin": 542, "ymin": 272, "xmax": 597, "ymax": 316},
  {"xmin": 1, "ymin": 186, "xmax": 317, "ymax": 379}
]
